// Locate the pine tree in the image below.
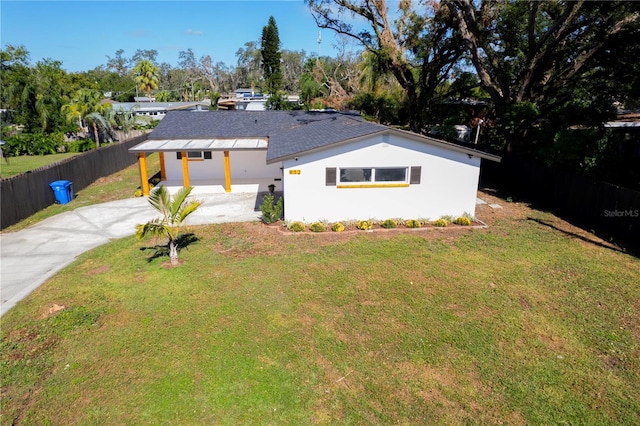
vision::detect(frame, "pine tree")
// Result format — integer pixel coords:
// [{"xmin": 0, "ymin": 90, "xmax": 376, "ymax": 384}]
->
[{"xmin": 260, "ymin": 16, "xmax": 283, "ymax": 95}]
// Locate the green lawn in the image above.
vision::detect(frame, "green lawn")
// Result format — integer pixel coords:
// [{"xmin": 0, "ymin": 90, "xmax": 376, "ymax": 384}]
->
[
  {"xmin": 0, "ymin": 152, "xmax": 80, "ymax": 178},
  {"xmin": 1, "ymin": 199, "xmax": 639, "ymax": 425}
]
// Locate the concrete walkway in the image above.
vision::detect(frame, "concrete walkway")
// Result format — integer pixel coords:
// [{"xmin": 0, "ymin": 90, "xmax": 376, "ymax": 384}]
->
[{"xmin": 0, "ymin": 193, "xmax": 263, "ymax": 317}]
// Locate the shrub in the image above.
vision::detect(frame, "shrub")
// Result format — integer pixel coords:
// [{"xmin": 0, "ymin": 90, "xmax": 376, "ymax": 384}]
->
[
  {"xmin": 356, "ymin": 220, "xmax": 373, "ymax": 231},
  {"xmin": 453, "ymin": 216, "xmax": 472, "ymax": 226},
  {"xmin": 331, "ymin": 222, "xmax": 345, "ymax": 232},
  {"xmin": 4, "ymin": 132, "xmax": 64, "ymax": 156},
  {"xmin": 288, "ymin": 221, "xmax": 305, "ymax": 232},
  {"xmin": 405, "ymin": 219, "xmax": 422, "ymax": 228},
  {"xmin": 432, "ymin": 218, "xmax": 448, "ymax": 227},
  {"xmin": 309, "ymin": 222, "xmax": 326, "ymax": 232},
  {"xmin": 260, "ymin": 194, "xmax": 284, "ymax": 224},
  {"xmin": 381, "ymin": 219, "xmax": 398, "ymax": 229},
  {"xmin": 66, "ymin": 138, "xmax": 96, "ymax": 153}
]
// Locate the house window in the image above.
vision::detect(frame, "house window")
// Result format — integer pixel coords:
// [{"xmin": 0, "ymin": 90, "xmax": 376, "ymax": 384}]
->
[
  {"xmin": 176, "ymin": 151, "xmax": 212, "ymax": 160},
  {"xmin": 374, "ymin": 167, "xmax": 407, "ymax": 182},
  {"xmin": 339, "ymin": 167, "xmax": 407, "ymax": 183},
  {"xmin": 340, "ymin": 168, "xmax": 372, "ymax": 182}
]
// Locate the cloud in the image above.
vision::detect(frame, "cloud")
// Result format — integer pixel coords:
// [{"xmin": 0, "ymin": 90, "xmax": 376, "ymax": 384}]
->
[{"xmin": 184, "ymin": 28, "xmax": 204, "ymax": 36}]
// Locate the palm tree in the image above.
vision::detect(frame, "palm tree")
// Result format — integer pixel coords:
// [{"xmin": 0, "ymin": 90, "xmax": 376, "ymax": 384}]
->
[
  {"xmin": 62, "ymin": 88, "xmax": 113, "ymax": 147},
  {"xmin": 133, "ymin": 59, "xmax": 159, "ymax": 99},
  {"xmin": 85, "ymin": 111, "xmax": 113, "ymax": 148},
  {"xmin": 136, "ymin": 186, "xmax": 202, "ymax": 266}
]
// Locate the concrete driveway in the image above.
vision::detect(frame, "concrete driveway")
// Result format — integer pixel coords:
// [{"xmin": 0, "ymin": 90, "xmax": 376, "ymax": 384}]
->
[{"xmin": 0, "ymin": 192, "xmax": 264, "ymax": 316}]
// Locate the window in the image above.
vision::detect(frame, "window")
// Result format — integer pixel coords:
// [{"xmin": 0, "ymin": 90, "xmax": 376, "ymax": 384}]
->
[
  {"xmin": 338, "ymin": 167, "xmax": 407, "ymax": 183},
  {"xmin": 340, "ymin": 168, "xmax": 372, "ymax": 183},
  {"xmin": 374, "ymin": 168, "xmax": 407, "ymax": 182},
  {"xmin": 176, "ymin": 151, "xmax": 212, "ymax": 160}
]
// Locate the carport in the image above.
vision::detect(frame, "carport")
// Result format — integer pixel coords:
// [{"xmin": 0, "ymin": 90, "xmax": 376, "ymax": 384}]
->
[{"xmin": 129, "ymin": 138, "xmax": 283, "ymax": 195}]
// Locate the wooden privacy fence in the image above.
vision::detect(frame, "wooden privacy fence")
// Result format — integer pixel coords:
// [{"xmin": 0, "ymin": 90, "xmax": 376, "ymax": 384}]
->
[
  {"xmin": 1, "ymin": 134, "xmax": 147, "ymax": 229},
  {"xmin": 481, "ymin": 156, "xmax": 640, "ymax": 243}
]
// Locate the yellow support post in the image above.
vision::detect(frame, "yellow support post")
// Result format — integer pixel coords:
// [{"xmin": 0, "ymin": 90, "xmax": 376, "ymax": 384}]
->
[
  {"xmin": 138, "ymin": 153, "xmax": 150, "ymax": 196},
  {"xmin": 181, "ymin": 151, "xmax": 190, "ymax": 187},
  {"xmin": 224, "ymin": 150, "xmax": 231, "ymax": 192},
  {"xmin": 159, "ymin": 152, "xmax": 166, "ymax": 181}
]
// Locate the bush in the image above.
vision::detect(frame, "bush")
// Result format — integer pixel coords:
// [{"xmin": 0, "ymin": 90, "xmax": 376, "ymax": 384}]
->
[
  {"xmin": 331, "ymin": 222, "xmax": 345, "ymax": 232},
  {"xmin": 453, "ymin": 216, "xmax": 472, "ymax": 226},
  {"xmin": 260, "ymin": 194, "xmax": 284, "ymax": 224},
  {"xmin": 381, "ymin": 219, "xmax": 398, "ymax": 229},
  {"xmin": 308, "ymin": 222, "xmax": 326, "ymax": 232},
  {"xmin": 3, "ymin": 132, "xmax": 64, "ymax": 156},
  {"xmin": 432, "ymin": 218, "xmax": 448, "ymax": 227},
  {"xmin": 405, "ymin": 219, "xmax": 422, "ymax": 228},
  {"xmin": 66, "ymin": 138, "xmax": 96, "ymax": 153},
  {"xmin": 287, "ymin": 221, "xmax": 305, "ymax": 232},
  {"xmin": 356, "ymin": 220, "xmax": 373, "ymax": 231}
]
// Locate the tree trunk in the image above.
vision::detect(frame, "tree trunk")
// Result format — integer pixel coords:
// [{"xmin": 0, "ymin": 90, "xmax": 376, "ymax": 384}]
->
[
  {"xmin": 92, "ymin": 122, "xmax": 100, "ymax": 148},
  {"xmin": 169, "ymin": 239, "xmax": 179, "ymax": 265}
]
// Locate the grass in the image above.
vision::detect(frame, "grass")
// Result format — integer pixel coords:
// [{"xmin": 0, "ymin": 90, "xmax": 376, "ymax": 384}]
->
[
  {"xmin": 0, "ymin": 153, "xmax": 81, "ymax": 179},
  {"xmin": 1, "ymin": 153, "xmax": 160, "ymax": 232},
  {"xmin": 1, "ymin": 201, "xmax": 639, "ymax": 424}
]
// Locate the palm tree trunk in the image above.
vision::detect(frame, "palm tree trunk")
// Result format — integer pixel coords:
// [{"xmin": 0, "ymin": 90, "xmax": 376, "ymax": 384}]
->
[
  {"xmin": 92, "ymin": 122, "xmax": 100, "ymax": 148},
  {"xmin": 169, "ymin": 239, "xmax": 179, "ymax": 265}
]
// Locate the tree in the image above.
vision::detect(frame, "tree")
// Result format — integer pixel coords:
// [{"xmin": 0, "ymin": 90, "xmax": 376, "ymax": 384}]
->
[
  {"xmin": 132, "ymin": 49, "xmax": 158, "ymax": 64},
  {"xmin": 447, "ymin": 0, "xmax": 640, "ymax": 150},
  {"xmin": 135, "ymin": 186, "xmax": 202, "ymax": 266},
  {"xmin": 307, "ymin": 0, "xmax": 465, "ymax": 131},
  {"xmin": 105, "ymin": 49, "xmax": 130, "ymax": 76},
  {"xmin": 85, "ymin": 111, "xmax": 114, "ymax": 147},
  {"xmin": 235, "ymin": 41, "xmax": 262, "ymax": 89},
  {"xmin": 21, "ymin": 59, "xmax": 69, "ymax": 134},
  {"xmin": 132, "ymin": 59, "xmax": 159, "ymax": 99},
  {"xmin": 62, "ymin": 88, "xmax": 113, "ymax": 147},
  {"xmin": 260, "ymin": 16, "xmax": 283, "ymax": 94}
]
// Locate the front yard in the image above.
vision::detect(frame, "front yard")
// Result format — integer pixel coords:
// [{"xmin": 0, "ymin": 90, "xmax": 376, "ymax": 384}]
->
[{"xmin": 1, "ymin": 193, "xmax": 638, "ymax": 424}]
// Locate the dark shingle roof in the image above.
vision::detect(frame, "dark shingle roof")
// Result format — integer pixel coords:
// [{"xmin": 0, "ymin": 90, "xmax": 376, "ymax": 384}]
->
[
  {"xmin": 149, "ymin": 110, "xmax": 387, "ymax": 162},
  {"xmin": 148, "ymin": 110, "xmax": 501, "ymax": 163}
]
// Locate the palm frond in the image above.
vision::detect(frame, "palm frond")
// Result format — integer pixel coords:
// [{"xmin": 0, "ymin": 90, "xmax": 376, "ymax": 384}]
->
[
  {"xmin": 135, "ymin": 219, "xmax": 168, "ymax": 240},
  {"xmin": 169, "ymin": 186, "xmax": 194, "ymax": 218},
  {"xmin": 177, "ymin": 200, "xmax": 203, "ymax": 223}
]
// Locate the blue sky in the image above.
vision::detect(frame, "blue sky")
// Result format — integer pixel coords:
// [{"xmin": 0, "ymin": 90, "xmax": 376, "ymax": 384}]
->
[{"xmin": 1, "ymin": 0, "xmax": 357, "ymax": 72}]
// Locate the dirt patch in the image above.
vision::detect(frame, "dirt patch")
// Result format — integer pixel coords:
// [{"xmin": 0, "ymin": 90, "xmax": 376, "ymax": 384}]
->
[
  {"xmin": 41, "ymin": 303, "xmax": 66, "ymax": 319},
  {"xmin": 161, "ymin": 259, "xmax": 185, "ymax": 269}
]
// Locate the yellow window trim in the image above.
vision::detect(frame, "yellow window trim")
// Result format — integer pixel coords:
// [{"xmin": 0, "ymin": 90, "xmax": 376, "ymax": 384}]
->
[{"xmin": 336, "ymin": 183, "xmax": 410, "ymax": 189}]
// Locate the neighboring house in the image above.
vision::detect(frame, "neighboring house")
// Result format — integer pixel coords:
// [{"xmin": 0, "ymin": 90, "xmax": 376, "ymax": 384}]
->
[
  {"xmin": 217, "ymin": 89, "xmax": 268, "ymax": 111},
  {"xmin": 107, "ymin": 100, "xmax": 211, "ymax": 121},
  {"xmin": 129, "ymin": 111, "xmax": 500, "ymax": 222},
  {"xmin": 217, "ymin": 89, "xmax": 301, "ymax": 111}
]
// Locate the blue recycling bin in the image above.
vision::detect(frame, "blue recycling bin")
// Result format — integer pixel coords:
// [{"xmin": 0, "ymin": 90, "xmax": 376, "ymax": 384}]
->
[{"xmin": 49, "ymin": 180, "xmax": 73, "ymax": 204}]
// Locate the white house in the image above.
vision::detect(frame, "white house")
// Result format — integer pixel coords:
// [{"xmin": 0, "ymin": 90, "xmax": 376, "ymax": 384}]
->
[{"xmin": 129, "ymin": 111, "xmax": 500, "ymax": 222}]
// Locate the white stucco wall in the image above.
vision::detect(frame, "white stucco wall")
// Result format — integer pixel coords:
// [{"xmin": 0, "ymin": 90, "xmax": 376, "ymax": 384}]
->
[
  {"xmin": 164, "ymin": 150, "xmax": 281, "ymax": 183},
  {"xmin": 282, "ymin": 134, "xmax": 481, "ymax": 223}
]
